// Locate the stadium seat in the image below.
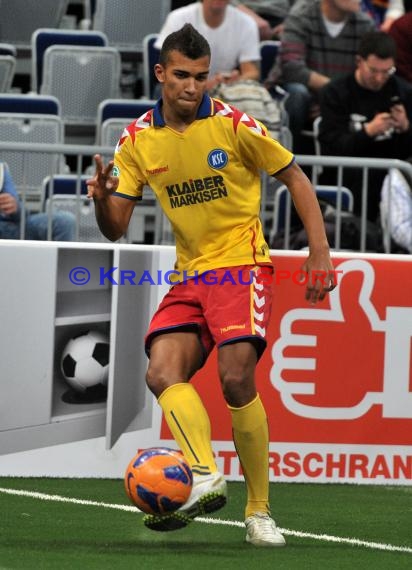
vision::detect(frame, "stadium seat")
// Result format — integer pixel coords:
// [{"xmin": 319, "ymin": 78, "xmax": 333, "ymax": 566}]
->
[
  {"xmin": 42, "ymin": 174, "xmax": 163, "ymax": 244},
  {"xmin": 43, "ymin": 174, "xmax": 89, "ymax": 201},
  {"xmin": 32, "ymin": 28, "xmax": 108, "ymax": 93},
  {"xmin": 0, "ymin": 44, "xmax": 17, "ymax": 57},
  {"xmin": 46, "ymin": 194, "xmax": 107, "ymax": 243},
  {"xmin": 0, "ymin": 56, "xmax": 16, "ymax": 93},
  {"xmin": 40, "ymin": 45, "xmax": 121, "ymax": 138},
  {"xmin": 270, "ymin": 184, "xmax": 354, "ymax": 241},
  {"xmin": 0, "ymin": 0, "xmax": 69, "ymax": 52},
  {"xmin": 0, "ymin": 113, "xmax": 64, "ymax": 211},
  {"xmin": 0, "ymin": 93, "xmax": 61, "ymax": 116},
  {"xmin": 96, "ymin": 98, "xmax": 156, "ymax": 146},
  {"xmin": 259, "ymin": 40, "xmax": 280, "ymax": 84},
  {"xmin": 92, "ymin": 0, "xmax": 170, "ymax": 54},
  {"xmin": 142, "ymin": 34, "xmax": 160, "ymax": 99},
  {"xmin": 42, "ymin": 174, "xmax": 106, "ymax": 242},
  {"xmin": 97, "ymin": 98, "xmax": 156, "ymax": 125}
]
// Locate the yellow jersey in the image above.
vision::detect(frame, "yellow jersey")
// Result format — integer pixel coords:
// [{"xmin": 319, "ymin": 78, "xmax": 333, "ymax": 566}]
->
[{"xmin": 113, "ymin": 94, "xmax": 294, "ymax": 279}]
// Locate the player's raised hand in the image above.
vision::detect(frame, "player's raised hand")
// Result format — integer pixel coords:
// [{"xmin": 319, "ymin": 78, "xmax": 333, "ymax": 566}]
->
[{"xmin": 86, "ymin": 154, "xmax": 119, "ymax": 200}]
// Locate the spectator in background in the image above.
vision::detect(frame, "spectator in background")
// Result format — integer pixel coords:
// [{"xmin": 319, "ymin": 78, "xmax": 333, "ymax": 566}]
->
[
  {"xmin": 361, "ymin": 0, "xmax": 404, "ymax": 30},
  {"xmin": 382, "ymin": 0, "xmax": 406, "ymax": 30},
  {"xmin": 388, "ymin": 10, "xmax": 412, "ymax": 84},
  {"xmin": 0, "ymin": 163, "xmax": 75, "ymax": 241},
  {"xmin": 266, "ymin": 0, "xmax": 374, "ymax": 152},
  {"xmin": 231, "ymin": 0, "xmax": 292, "ymax": 39},
  {"xmin": 318, "ymin": 31, "xmax": 412, "ymax": 221},
  {"xmin": 155, "ymin": 0, "xmax": 260, "ymax": 93}
]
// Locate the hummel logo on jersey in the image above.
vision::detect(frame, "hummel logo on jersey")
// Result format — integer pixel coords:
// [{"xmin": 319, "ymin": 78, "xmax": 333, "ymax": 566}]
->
[{"xmin": 146, "ymin": 166, "xmax": 169, "ymax": 175}]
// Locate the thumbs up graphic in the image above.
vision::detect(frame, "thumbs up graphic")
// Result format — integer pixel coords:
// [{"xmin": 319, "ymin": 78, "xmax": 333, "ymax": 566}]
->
[{"xmin": 270, "ymin": 259, "xmax": 412, "ymax": 420}]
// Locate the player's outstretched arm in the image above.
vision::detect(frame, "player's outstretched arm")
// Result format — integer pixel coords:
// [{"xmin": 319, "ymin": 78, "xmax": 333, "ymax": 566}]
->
[
  {"xmin": 87, "ymin": 154, "xmax": 135, "ymax": 242},
  {"xmin": 275, "ymin": 161, "xmax": 336, "ymax": 303}
]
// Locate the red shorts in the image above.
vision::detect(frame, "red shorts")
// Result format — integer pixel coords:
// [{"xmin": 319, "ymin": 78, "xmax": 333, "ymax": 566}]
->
[{"xmin": 145, "ymin": 265, "xmax": 273, "ymax": 362}]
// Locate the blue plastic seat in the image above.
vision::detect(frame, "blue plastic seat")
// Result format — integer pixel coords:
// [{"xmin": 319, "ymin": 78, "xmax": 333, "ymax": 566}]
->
[
  {"xmin": 271, "ymin": 184, "xmax": 354, "ymax": 237},
  {"xmin": 260, "ymin": 40, "xmax": 280, "ymax": 83},
  {"xmin": 93, "ymin": 0, "xmax": 170, "ymax": 54},
  {"xmin": 0, "ymin": 94, "xmax": 60, "ymax": 115},
  {"xmin": 96, "ymin": 98, "xmax": 155, "ymax": 145},
  {"xmin": 142, "ymin": 34, "xmax": 160, "ymax": 99},
  {"xmin": 32, "ymin": 28, "xmax": 108, "ymax": 93}
]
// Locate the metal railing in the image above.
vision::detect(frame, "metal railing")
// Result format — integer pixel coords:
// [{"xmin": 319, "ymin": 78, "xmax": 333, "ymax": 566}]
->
[
  {"xmin": 0, "ymin": 140, "xmax": 166, "ymax": 244},
  {"xmin": 273, "ymin": 155, "xmax": 412, "ymax": 253},
  {"xmin": 1, "ymin": 141, "xmax": 411, "ymax": 253}
]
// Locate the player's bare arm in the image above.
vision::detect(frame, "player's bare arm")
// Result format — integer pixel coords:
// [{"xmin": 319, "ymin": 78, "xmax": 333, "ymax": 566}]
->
[
  {"xmin": 275, "ymin": 161, "xmax": 336, "ymax": 303},
  {"xmin": 87, "ymin": 154, "xmax": 135, "ymax": 241}
]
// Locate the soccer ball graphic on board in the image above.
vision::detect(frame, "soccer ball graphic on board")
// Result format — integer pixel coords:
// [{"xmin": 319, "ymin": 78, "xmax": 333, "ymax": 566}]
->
[{"xmin": 61, "ymin": 330, "xmax": 110, "ymax": 402}]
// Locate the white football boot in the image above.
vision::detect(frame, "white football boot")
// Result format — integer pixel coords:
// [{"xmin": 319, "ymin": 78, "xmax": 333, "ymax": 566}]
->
[
  {"xmin": 245, "ymin": 512, "xmax": 286, "ymax": 547},
  {"xmin": 143, "ymin": 471, "xmax": 227, "ymax": 532}
]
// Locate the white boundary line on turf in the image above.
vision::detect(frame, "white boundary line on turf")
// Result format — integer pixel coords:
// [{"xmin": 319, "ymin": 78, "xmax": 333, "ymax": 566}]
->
[{"xmin": 1, "ymin": 486, "xmax": 411, "ymax": 554}]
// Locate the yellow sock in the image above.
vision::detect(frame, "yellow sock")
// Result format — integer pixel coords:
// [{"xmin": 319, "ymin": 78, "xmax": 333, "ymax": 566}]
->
[
  {"xmin": 229, "ymin": 394, "xmax": 270, "ymax": 519},
  {"xmin": 158, "ymin": 383, "xmax": 218, "ymax": 476}
]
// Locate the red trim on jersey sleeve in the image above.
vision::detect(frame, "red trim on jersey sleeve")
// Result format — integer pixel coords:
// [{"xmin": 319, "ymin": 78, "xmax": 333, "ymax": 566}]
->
[
  {"xmin": 213, "ymin": 98, "xmax": 266, "ymax": 137},
  {"xmin": 213, "ymin": 98, "xmax": 228, "ymax": 114},
  {"xmin": 231, "ymin": 106, "xmax": 244, "ymax": 134},
  {"xmin": 213, "ymin": 99, "xmax": 245, "ymax": 135},
  {"xmin": 115, "ymin": 111, "xmax": 153, "ymax": 152},
  {"xmin": 128, "ymin": 110, "xmax": 153, "ymax": 141},
  {"xmin": 116, "ymin": 132, "xmax": 128, "ymax": 150},
  {"xmin": 237, "ymin": 111, "xmax": 266, "ymax": 137}
]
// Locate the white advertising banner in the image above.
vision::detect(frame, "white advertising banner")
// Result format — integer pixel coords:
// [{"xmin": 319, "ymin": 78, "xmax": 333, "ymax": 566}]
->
[{"xmin": 1, "ymin": 250, "xmax": 411, "ymax": 484}]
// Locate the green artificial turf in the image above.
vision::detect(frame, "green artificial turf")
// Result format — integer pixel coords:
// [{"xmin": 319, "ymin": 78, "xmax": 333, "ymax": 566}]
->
[{"xmin": 0, "ymin": 478, "xmax": 411, "ymax": 569}]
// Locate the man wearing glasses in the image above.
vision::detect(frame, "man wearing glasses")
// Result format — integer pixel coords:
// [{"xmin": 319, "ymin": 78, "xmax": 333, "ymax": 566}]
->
[
  {"xmin": 266, "ymin": 0, "xmax": 375, "ymax": 153},
  {"xmin": 318, "ymin": 31, "xmax": 412, "ymax": 223}
]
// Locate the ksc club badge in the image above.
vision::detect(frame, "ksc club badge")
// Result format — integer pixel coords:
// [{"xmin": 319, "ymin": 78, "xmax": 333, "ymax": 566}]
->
[{"xmin": 208, "ymin": 149, "xmax": 228, "ymax": 170}]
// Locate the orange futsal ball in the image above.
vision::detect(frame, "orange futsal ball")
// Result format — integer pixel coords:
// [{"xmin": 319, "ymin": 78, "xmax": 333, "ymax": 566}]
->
[{"xmin": 124, "ymin": 447, "xmax": 193, "ymax": 515}]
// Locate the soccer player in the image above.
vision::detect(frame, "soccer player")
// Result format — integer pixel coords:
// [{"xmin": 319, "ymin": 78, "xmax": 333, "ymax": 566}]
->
[{"xmin": 87, "ymin": 23, "xmax": 335, "ymax": 547}]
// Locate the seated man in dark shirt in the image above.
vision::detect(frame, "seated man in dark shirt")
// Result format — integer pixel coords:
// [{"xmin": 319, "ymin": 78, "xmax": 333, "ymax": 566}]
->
[{"xmin": 318, "ymin": 30, "xmax": 412, "ymax": 222}]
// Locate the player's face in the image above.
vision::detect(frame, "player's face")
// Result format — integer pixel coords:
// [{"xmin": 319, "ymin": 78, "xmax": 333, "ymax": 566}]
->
[
  {"xmin": 356, "ymin": 55, "xmax": 396, "ymax": 91},
  {"xmin": 155, "ymin": 50, "xmax": 210, "ymax": 118}
]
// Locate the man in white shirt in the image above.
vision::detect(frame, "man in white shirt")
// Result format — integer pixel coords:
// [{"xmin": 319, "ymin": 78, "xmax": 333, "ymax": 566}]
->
[
  {"xmin": 155, "ymin": 0, "xmax": 261, "ymax": 92},
  {"xmin": 232, "ymin": 0, "xmax": 291, "ymax": 39}
]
